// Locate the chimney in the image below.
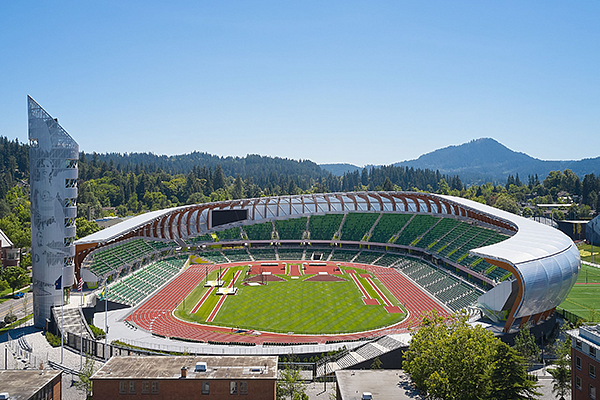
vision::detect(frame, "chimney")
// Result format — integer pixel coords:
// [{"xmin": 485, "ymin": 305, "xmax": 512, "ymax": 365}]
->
[{"xmin": 181, "ymin": 366, "xmax": 187, "ymax": 379}]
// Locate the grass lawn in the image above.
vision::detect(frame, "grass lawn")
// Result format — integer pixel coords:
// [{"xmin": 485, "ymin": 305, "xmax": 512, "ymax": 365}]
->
[
  {"xmin": 175, "ymin": 266, "xmax": 406, "ymax": 334},
  {"xmin": 578, "ymin": 243, "xmax": 600, "ymax": 264},
  {"xmin": 559, "ymin": 264, "xmax": 600, "ymax": 322}
]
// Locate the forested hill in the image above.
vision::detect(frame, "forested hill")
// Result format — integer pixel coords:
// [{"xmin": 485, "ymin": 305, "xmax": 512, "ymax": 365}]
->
[
  {"xmin": 396, "ymin": 138, "xmax": 600, "ymax": 184},
  {"xmin": 91, "ymin": 151, "xmax": 326, "ymax": 181}
]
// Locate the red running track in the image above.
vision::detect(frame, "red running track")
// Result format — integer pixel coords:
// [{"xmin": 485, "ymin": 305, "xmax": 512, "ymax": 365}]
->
[{"xmin": 126, "ymin": 261, "xmax": 450, "ymax": 344}]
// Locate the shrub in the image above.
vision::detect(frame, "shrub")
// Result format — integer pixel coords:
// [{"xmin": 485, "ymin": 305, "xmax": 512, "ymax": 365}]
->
[
  {"xmin": 4, "ymin": 312, "xmax": 17, "ymax": 324},
  {"xmin": 89, "ymin": 324, "xmax": 106, "ymax": 339},
  {"xmin": 45, "ymin": 332, "xmax": 61, "ymax": 347}
]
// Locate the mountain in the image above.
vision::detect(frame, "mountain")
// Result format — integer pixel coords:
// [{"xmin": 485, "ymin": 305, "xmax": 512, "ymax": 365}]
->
[
  {"xmin": 394, "ymin": 138, "xmax": 600, "ymax": 184},
  {"xmin": 320, "ymin": 163, "xmax": 362, "ymax": 176}
]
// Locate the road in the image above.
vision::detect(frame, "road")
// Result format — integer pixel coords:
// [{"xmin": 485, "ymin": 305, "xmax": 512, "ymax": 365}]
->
[{"xmin": 0, "ymin": 290, "xmax": 33, "ymax": 323}]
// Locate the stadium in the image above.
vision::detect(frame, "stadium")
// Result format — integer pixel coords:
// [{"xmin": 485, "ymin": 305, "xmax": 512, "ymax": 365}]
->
[{"xmin": 71, "ymin": 191, "xmax": 580, "ymax": 366}]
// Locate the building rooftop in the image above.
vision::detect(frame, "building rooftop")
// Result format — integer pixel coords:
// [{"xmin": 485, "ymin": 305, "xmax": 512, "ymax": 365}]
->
[
  {"xmin": 335, "ymin": 370, "xmax": 425, "ymax": 400},
  {"xmin": 568, "ymin": 324, "xmax": 600, "ymax": 348},
  {"xmin": 0, "ymin": 370, "xmax": 61, "ymax": 399},
  {"xmin": 92, "ymin": 356, "xmax": 278, "ymax": 380}
]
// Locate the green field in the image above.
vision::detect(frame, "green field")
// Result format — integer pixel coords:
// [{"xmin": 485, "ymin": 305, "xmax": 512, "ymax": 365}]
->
[
  {"xmin": 559, "ymin": 263, "xmax": 600, "ymax": 322},
  {"xmin": 175, "ymin": 265, "xmax": 406, "ymax": 334},
  {"xmin": 578, "ymin": 243, "xmax": 600, "ymax": 264}
]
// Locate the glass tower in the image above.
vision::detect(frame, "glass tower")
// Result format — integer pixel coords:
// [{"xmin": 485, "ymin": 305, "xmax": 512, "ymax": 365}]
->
[{"xmin": 28, "ymin": 96, "xmax": 79, "ymax": 327}]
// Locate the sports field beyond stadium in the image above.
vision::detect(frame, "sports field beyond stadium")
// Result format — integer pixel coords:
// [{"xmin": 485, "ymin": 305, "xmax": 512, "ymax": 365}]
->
[
  {"xmin": 126, "ymin": 260, "xmax": 449, "ymax": 344},
  {"xmin": 560, "ymin": 263, "xmax": 600, "ymax": 323}
]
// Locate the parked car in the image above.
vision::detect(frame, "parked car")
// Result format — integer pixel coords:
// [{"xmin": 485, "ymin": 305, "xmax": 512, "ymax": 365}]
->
[{"xmin": 13, "ymin": 292, "xmax": 24, "ymax": 299}]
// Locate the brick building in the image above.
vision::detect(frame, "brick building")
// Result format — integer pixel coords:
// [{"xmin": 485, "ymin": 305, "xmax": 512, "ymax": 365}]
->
[
  {"xmin": 0, "ymin": 370, "xmax": 62, "ymax": 399},
  {"xmin": 568, "ymin": 324, "xmax": 600, "ymax": 399},
  {"xmin": 91, "ymin": 355, "xmax": 278, "ymax": 400}
]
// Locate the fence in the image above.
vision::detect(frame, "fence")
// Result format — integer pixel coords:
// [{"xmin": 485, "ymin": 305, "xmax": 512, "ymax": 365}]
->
[{"xmin": 3, "ymin": 332, "xmax": 44, "ymax": 370}]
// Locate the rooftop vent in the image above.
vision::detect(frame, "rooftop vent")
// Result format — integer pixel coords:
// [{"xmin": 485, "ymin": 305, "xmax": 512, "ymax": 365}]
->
[
  {"xmin": 195, "ymin": 362, "xmax": 207, "ymax": 372},
  {"xmin": 0, "ymin": 393, "xmax": 9, "ymax": 400}
]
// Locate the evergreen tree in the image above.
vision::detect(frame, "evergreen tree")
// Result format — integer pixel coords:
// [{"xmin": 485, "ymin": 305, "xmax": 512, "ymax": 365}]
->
[{"xmin": 489, "ymin": 341, "xmax": 540, "ymax": 400}]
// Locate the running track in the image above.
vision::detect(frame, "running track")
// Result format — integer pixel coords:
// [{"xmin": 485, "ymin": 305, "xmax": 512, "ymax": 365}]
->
[{"xmin": 126, "ymin": 261, "xmax": 450, "ymax": 344}]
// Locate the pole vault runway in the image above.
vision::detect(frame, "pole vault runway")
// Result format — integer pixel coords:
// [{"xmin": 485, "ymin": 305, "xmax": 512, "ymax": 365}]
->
[{"xmin": 126, "ymin": 261, "xmax": 450, "ymax": 344}]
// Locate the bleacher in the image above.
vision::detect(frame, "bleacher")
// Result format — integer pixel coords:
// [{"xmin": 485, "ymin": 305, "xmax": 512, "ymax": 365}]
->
[
  {"xmin": 106, "ymin": 257, "xmax": 188, "ymax": 306},
  {"xmin": 278, "ymin": 248, "xmax": 305, "ymax": 261},
  {"xmin": 373, "ymin": 253, "xmax": 406, "ymax": 267},
  {"xmin": 353, "ymin": 251, "xmax": 382, "ymax": 265},
  {"xmin": 341, "ymin": 213, "xmax": 379, "ymax": 242},
  {"xmin": 243, "ymin": 222, "xmax": 273, "ymax": 241},
  {"xmin": 275, "ymin": 217, "xmax": 307, "ymax": 240},
  {"xmin": 394, "ymin": 215, "xmax": 439, "ymax": 246},
  {"xmin": 222, "ymin": 248, "xmax": 252, "ymax": 262},
  {"xmin": 414, "ymin": 218, "xmax": 460, "ymax": 249},
  {"xmin": 368, "ymin": 213, "xmax": 413, "ymax": 244},
  {"xmin": 215, "ymin": 227, "xmax": 242, "ymax": 241},
  {"xmin": 187, "ymin": 234, "xmax": 213, "ymax": 245},
  {"xmin": 330, "ymin": 249, "xmax": 359, "ymax": 262},
  {"xmin": 197, "ymin": 251, "xmax": 228, "ymax": 264},
  {"xmin": 250, "ymin": 247, "xmax": 277, "ymax": 261},
  {"xmin": 87, "ymin": 239, "xmax": 174, "ymax": 277},
  {"xmin": 308, "ymin": 214, "xmax": 344, "ymax": 241},
  {"xmin": 393, "ymin": 257, "xmax": 484, "ymax": 311}
]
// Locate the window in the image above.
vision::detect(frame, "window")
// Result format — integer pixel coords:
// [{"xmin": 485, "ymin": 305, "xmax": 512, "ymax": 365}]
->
[
  {"xmin": 577, "ymin": 356, "xmax": 582, "ymax": 370},
  {"xmin": 63, "ymin": 198, "xmax": 77, "ymax": 207},
  {"xmin": 129, "ymin": 381, "xmax": 136, "ymax": 395},
  {"xmin": 577, "ymin": 339, "xmax": 583, "ymax": 349},
  {"xmin": 64, "ymin": 218, "xmax": 75, "ymax": 228},
  {"xmin": 66, "ymin": 159, "xmax": 78, "ymax": 169},
  {"xmin": 240, "ymin": 381, "xmax": 248, "ymax": 395},
  {"xmin": 119, "ymin": 381, "xmax": 127, "ymax": 394},
  {"xmin": 65, "ymin": 178, "xmax": 77, "ymax": 188},
  {"xmin": 230, "ymin": 381, "xmax": 238, "ymax": 394},
  {"xmin": 202, "ymin": 381, "xmax": 209, "ymax": 395},
  {"xmin": 592, "ymin": 364, "xmax": 597, "ymax": 379},
  {"xmin": 576, "ymin": 376, "xmax": 582, "ymax": 390},
  {"xmin": 591, "ymin": 384, "xmax": 597, "ymax": 399},
  {"xmin": 142, "ymin": 381, "xmax": 150, "ymax": 394},
  {"xmin": 64, "ymin": 237, "xmax": 74, "ymax": 247},
  {"xmin": 592, "ymin": 347, "xmax": 597, "ymax": 358},
  {"xmin": 63, "ymin": 257, "xmax": 74, "ymax": 267},
  {"xmin": 151, "ymin": 381, "xmax": 159, "ymax": 394}
]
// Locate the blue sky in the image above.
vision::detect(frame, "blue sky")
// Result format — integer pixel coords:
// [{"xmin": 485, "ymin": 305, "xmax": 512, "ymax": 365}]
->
[{"xmin": 1, "ymin": 1, "xmax": 598, "ymax": 166}]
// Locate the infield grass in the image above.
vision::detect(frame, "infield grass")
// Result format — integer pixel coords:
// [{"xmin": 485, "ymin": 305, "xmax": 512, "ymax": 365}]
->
[{"xmin": 175, "ymin": 266, "xmax": 406, "ymax": 334}]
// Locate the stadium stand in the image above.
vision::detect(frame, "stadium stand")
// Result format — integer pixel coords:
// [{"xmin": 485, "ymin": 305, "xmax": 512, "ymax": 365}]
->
[
  {"xmin": 414, "ymin": 218, "xmax": 460, "ymax": 249},
  {"xmin": 368, "ymin": 213, "xmax": 413, "ymax": 244},
  {"xmin": 308, "ymin": 214, "xmax": 344, "ymax": 241},
  {"xmin": 106, "ymin": 256, "xmax": 188, "ymax": 306},
  {"xmin": 187, "ymin": 234, "xmax": 213, "ymax": 245},
  {"xmin": 340, "ymin": 213, "xmax": 379, "ymax": 242},
  {"xmin": 87, "ymin": 238, "xmax": 174, "ymax": 277},
  {"xmin": 197, "ymin": 250, "xmax": 228, "ymax": 264},
  {"xmin": 277, "ymin": 247, "xmax": 305, "ymax": 261},
  {"xmin": 222, "ymin": 248, "xmax": 252, "ymax": 262},
  {"xmin": 250, "ymin": 247, "xmax": 277, "ymax": 261},
  {"xmin": 275, "ymin": 217, "xmax": 307, "ymax": 240},
  {"xmin": 215, "ymin": 227, "xmax": 242, "ymax": 241},
  {"xmin": 353, "ymin": 250, "xmax": 382, "ymax": 265},
  {"xmin": 242, "ymin": 222, "xmax": 273, "ymax": 241},
  {"xmin": 394, "ymin": 215, "xmax": 440, "ymax": 246},
  {"xmin": 330, "ymin": 249, "xmax": 360, "ymax": 262}
]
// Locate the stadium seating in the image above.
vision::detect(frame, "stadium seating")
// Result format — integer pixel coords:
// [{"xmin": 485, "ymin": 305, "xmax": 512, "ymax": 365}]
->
[
  {"xmin": 250, "ymin": 247, "xmax": 277, "ymax": 261},
  {"xmin": 308, "ymin": 214, "xmax": 344, "ymax": 241},
  {"xmin": 197, "ymin": 251, "xmax": 228, "ymax": 264},
  {"xmin": 106, "ymin": 256, "xmax": 188, "ymax": 306},
  {"xmin": 243, "ymin": 222, "xmax": 273, "ymax": 241},
  {"xmin": 353, "ymin": 251, "xmax": 382, "ymax": 265},
  {"xmin": 187, "ymin": 234, "xmax": 213, "ymax": 245},
  {"xmin": 394, "ymin": 215, "xmax": 439, "ymax": 246},
  {"xmin": 275, "ymin": 217, "xmax": 307, "ymax": 240},
  {"xmin": 368, "ymin": 213, "xmax": 413, "ymax": 244},
  {"xmin": 330, "ymin": 249, "xmax": 359, "ymax": 262},
  {"xmin": 222, "ymin": 248, "xmax": 252, "ymax": 262},
  {"xmin": 341, "ymin": 213, "xmax": 379, "ymax": 242},
  {"xmin": 87, "ymin": 239, "xmax": 174, "ymax": 277},
  {"xmin": 278, "ymin": 248, "xmax": 305, "ymax": 261},
  {"xmin": 215, "ymin": 227, "xmax": 242, "ymax": 241},
  {"xmin": 414, "ymin": 218, "xmax": 460, "ymax": 249},
  {"xmin": 373, "ymin": 253, "xmax": 406, "ymax": 267}
]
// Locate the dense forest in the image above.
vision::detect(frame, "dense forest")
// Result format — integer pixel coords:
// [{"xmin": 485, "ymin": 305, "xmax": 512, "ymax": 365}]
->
[{"xmin": 0, "ymin": 136, "xmax": 599, "ymax": 255}]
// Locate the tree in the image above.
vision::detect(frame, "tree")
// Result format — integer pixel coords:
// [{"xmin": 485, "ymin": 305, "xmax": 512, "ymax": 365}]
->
[
  {"xmin": 74, "ymin": 353, "xmax": 95, "ymax": 399},
  {"xmin": 489, "ymin": 341, "xmax": 540, "ymax": 400},
  {"xmin": 513, "ymin": 327, "xmax": 539, "ymax": 367},
  {"xmin": 277, "ymin": 359, "xmax": 307, "ymax": 400},
  {"xmin": 549, "ymin": 337, "xmax": 571, "ymax": 400},
  {"xmin": 75, "ymin": 217, "xmax": 101, "ymax": 240},
  {"xmin": 1, "ymin": 266, "xmax": 28, "ymax": 295},
  {"xmin": 403, "ymin": 311, "xmax": 498, "ymax": 400},
  {"xmin": 494, "ymin": 194, "xmax": 519, "ymax": 214},
  {"xmin": 370, "ymin": 356, "xmax": 382, "ymax": 369}
]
